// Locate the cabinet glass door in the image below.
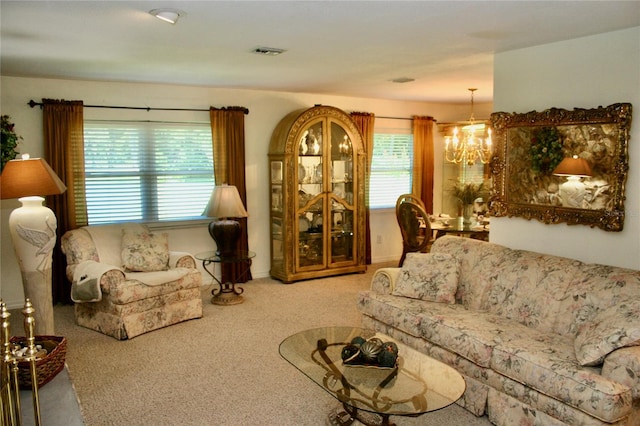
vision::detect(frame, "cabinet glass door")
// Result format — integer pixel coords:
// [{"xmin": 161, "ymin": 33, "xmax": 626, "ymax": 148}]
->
[
  {"xmin": 270, "ymin": 160, "xmax": 284, "ymax": 270},
  {"xmin": 329, "ymin": 121, "xmax": 355, "ymax": 264},
  {"xmin": 297, "ymin": 121, "xmax": 325, "ymax": 269}
]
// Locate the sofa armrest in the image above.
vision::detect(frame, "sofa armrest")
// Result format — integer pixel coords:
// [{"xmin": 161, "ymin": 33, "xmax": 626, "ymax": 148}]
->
[
  {"xmin": 70, "ymin": 260, "xmax": 125, "ymax": 302},
  {"xmin": 170, "ymin": 251, "xmax": 196, "ymax": 269},
  {"xmin": 602, "ymin": 346, "xmax": 640, "ymax": 399},
  {"xmin": 99, "ymin": 269, "xmax": 127, "ymax": 295},
  {"xmin": 371, "ymin": 267, "xmax": 401, "ymax": 294}
]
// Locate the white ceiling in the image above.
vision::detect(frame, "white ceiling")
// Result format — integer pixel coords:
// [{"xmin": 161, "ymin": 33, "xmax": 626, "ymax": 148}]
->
[{"xmin": 1, "ymin": 1, "xmax": 639, "ymax": 103}]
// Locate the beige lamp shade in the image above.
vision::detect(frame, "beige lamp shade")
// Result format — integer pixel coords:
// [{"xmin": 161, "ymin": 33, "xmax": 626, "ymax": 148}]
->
[
  {"xmin": 1, "ymin": 156, "xmax": 67, "ymax": 199},
  {"xmin": 204, "ymin": 184, "xmax": 248, "ymax": 219},
  {"xmin": 552, "ymin": 155, "xmax": 593, "ymax": 177}
]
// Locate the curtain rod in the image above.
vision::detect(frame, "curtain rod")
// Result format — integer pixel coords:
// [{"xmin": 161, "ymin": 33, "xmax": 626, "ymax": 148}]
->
[
  {"xmin": 377, "ymin": 115, "xmax": 436, "ymax": 122},
  {"xmin": 27, "ymin": 100, "xmax": 249, "ymax": 114}
]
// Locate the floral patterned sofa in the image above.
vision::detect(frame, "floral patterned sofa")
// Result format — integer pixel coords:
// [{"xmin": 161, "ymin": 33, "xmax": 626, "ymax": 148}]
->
[
  {"xmin": 61, "ymin": 223, "xmax": 203, "ymax": 340},
  {"xmin": 358, "ymin": 236, "xmax": 640, "ymax": 425}
]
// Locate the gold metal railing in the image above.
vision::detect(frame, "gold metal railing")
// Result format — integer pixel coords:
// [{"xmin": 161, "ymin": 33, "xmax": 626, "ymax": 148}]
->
[{"xmin": 1, "ymin": 299, "xmax": 41, "ymax": 426}]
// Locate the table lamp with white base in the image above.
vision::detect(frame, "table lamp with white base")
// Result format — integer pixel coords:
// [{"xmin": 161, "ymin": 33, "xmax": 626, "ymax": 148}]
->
[{"xmin": 552, "ymin": 155, "xmax": 593, "ymax": 208}]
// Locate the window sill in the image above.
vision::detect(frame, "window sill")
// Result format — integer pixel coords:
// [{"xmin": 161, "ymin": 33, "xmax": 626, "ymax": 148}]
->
[{"xmin": 146, "ymin": 218, "xmax": 211, "ymax": 231}]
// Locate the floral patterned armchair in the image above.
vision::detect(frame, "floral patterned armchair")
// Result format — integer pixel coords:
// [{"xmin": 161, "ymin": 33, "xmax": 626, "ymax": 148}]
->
[{"xmin": 61, "ymin": 223, "xmax": 203, "ymax": 340}]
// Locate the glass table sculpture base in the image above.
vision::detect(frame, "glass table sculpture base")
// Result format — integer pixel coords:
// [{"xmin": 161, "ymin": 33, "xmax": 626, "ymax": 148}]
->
[
  {"xmin": 327, "ymin": 405, "xmax": 408, "ymax": 426},
  {"xmin": 280, "ymin": 327, "xmax": 466, "ymax": 426}
]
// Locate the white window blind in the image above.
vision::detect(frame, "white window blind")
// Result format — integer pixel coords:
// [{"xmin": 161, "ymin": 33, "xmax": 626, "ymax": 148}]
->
[
  {"xmin": 460, "ymin": 161, "xmax": 487, "ymax": 186},
  {"xmin": 369, "ymin": 133, "xmax": 413, "ymax": 209},
  {"xmin": 83, "ymin": 121, "xmax": 214, "ymax": 225}
]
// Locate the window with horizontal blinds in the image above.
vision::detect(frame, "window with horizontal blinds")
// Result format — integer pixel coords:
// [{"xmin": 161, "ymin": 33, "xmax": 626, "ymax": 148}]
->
[
  {"xmin": 82, "ymin": 121, "xmax": 214, "ymax": 225},
  {"xmin": 369, "ymin": 133, "xmax": 413, "ymax": 209}
]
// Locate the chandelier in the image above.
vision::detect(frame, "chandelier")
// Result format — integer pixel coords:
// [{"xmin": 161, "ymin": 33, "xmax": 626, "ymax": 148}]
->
[{"xmin": 444, "ymin": 89, "xmax": 492, "ymax": 165}]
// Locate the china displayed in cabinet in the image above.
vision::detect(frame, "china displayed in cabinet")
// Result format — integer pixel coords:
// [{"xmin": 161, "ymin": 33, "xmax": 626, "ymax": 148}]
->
[{"xmin": 268, "ymin": 105, "xmax": 366, "ymax": 283}]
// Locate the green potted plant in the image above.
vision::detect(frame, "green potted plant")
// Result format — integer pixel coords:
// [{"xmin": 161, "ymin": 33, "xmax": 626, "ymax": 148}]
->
[{"xmin": 1, "ymin": 115, "xmax": 21, "ymax": 172}]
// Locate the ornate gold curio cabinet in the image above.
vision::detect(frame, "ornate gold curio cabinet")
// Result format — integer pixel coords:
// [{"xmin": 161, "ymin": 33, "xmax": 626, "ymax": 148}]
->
[{"xmin": 268, "ymin": 105, "xmax": 366, "ymax": 283}]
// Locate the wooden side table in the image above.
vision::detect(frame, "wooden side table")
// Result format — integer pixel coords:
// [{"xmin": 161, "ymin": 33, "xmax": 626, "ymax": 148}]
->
[{"xmin": 195, "ymin": 251, "xmax": 256, "ymax": 305}]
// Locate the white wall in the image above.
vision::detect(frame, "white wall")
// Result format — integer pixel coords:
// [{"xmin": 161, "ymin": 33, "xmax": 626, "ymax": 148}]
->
[
  {"xmin": 0, "ymin": 76, "xmax": 486, "ymax": 307},
  {"xmin": 491, "ymin": 27, "xmax": 640, "ymax": 269}
]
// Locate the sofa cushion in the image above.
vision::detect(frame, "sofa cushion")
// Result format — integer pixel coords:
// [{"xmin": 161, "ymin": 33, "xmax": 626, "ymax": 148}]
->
[
  {"xmin": 107, "ymin": 269, "xmax": 202, "ymax": 304},
  {"xmin": 554, "ymin": 263, "xmax": 640, "ymax": 337},
  {"xmin": 121, "ymin": 229, "xmax": 170, "ymax": 272},
  {"xmin": 487, "ymin": 388, "xmax": 594, "ymax": 426},
  {"xmin": 430, "ymin": 236, "xmax": 509, "ymax": 310},
  {"xmin": 574, "ymin": 299, "xmax": 640, "ymax": 366},
  {"xmin": 491, "ymin": 327, "xmax": 633, "ymax": 423},
  {"xmin": 359, "ymin": 292, "xmax": 499, "ymax": 367},
  {"xmin": 392, "ymin": 252, "xmax": 459, "ymax": 304},
  {"xmin": 83, "ymin": 223, "xmax": 147, "ymax": 267},
  {"xmin": 484, "ymin": 248, "xmax": 581, "ymax": 334}
]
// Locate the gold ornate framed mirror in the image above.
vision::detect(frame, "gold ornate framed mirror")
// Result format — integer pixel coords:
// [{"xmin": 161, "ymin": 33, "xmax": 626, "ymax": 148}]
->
[{"xmin": 489, "ymin": 103, "xmax": 632, "ymax": 231}]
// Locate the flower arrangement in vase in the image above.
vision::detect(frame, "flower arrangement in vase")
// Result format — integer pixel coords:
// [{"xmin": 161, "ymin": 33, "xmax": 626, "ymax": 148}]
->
[{"xmin": 452, "ymin": 182, "xmax": 488, "ymax": 223}]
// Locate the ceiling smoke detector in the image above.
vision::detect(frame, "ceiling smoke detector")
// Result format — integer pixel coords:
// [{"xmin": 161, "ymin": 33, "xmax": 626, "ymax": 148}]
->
[{"xmin": 251, "ymin": 47, "xmax": 287, "ymax": 56}]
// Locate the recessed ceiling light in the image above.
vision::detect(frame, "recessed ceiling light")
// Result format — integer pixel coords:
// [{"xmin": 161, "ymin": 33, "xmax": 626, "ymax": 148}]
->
[
  {"xmin": 390, "ymin": 77, "xmax": 415, "ymax": 83},
  {"xmin": 251, "ymin": 47, "xmax": 287, "ymax": 56},
  {"xmin": 149, "ymin": 8, "xmax": 185, "ymax": 25}
]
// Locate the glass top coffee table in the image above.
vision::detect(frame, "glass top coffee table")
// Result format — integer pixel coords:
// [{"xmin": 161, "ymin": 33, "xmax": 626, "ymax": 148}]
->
[{"xmin": 279, "ymin": 326, "xmax": 465, "ymax": 426}]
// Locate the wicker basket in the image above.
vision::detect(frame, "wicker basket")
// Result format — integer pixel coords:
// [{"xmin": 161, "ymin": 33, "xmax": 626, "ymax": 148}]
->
[{"xmin": 9, "ymin": 335, "xmax": 67, "ymax": 389}]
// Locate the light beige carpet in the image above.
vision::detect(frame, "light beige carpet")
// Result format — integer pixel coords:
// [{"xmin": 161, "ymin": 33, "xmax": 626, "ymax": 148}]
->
[{"xmin": 47, "ymin": 263, "xmax": 491, "ymax": 425}]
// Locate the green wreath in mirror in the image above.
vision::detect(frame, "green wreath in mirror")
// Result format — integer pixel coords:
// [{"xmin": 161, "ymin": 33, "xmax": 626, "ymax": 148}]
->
[{"xmin": 529, "ymin": 126, "xmax": 563, "ymax": 174}]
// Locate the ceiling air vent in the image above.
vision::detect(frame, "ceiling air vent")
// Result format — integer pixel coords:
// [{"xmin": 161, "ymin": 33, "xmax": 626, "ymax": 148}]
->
[
  {"xmin": 390, "ymin": 77, "xmax": 415, "ymax": 83},
  {"xmin": 251, "ymin": 47, "xmax": 286, "ymax": 56}
]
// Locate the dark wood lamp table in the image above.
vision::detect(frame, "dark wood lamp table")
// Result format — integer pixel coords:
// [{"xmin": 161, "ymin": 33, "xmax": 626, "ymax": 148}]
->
[{"xmin": 195, "ymin": 250, "xmax": 255, "ymax": 305}]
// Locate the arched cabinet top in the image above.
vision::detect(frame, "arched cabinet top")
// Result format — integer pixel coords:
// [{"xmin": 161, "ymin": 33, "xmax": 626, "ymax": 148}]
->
[{"xmin": 269, "ymin": 105, "xmax": 364, "ymax": 156}]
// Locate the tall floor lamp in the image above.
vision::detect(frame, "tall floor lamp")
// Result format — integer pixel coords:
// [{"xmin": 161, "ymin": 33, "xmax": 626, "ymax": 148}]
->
[{"xmin": 0, "ymin": 154, "xmax": 67, "ymax": 335}]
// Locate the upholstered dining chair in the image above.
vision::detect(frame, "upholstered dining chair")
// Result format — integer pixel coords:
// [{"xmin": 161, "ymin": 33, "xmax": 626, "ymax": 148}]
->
[{"xmin": 395, "ymin": 195, "xmax": 433, "ymax": 266}]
